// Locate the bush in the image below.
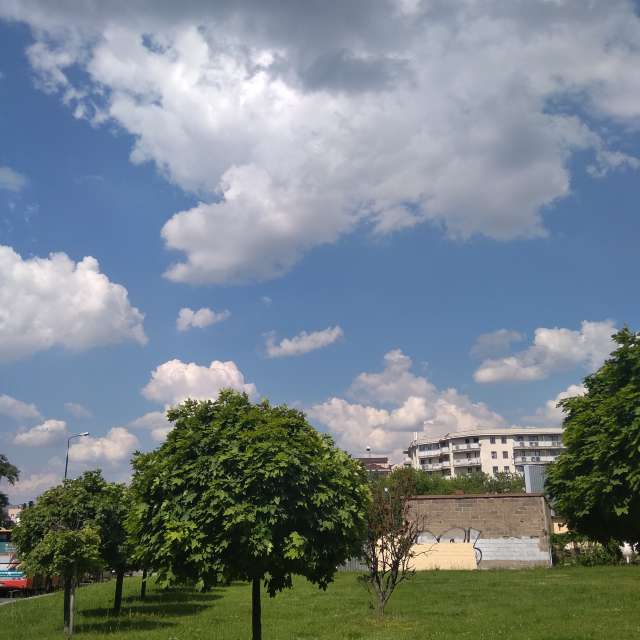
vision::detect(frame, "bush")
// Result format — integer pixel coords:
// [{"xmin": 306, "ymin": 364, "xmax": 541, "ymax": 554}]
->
[{"xmin": 551, "ymin": 532, "xmax": 622, "ymax": 566}]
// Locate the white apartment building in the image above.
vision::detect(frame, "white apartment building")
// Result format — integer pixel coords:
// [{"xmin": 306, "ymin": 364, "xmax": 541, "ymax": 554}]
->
[{"xmin": 404, "ymin": 427, "xmax": 564, "ymax": 477}]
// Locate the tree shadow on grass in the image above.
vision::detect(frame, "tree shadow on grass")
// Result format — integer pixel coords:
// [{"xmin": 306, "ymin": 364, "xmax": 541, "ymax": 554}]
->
[
  {"xmin": 81, "ymin": 598, "xmax": 218, "ymax": 619},
  {"xmin": 124, "ymin": 589, "xmax": 220, "ymax": 604},
  {"xmin": 76, "ymin": 618, "xmax": 177, "ymax": 635}
]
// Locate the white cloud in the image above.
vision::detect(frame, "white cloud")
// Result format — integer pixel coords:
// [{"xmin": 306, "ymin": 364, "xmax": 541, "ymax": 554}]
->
[
  {"xmin": 13, "ymin": 419, "xmax": 68, "ymax": 446},
  {"xmin": 176, "ymin": 306, "xmax": 230, "ymax": 331},
  {"xmin": 0, "ymin": 166, "xmax": 27, "ymax": 192},
  {"xmin": 470, "ymin": 329, "xmax": 525, "ymax": 359},
  {"xmin": 128, "ymin": 410, "xmax": 173, "ymax": 442},
  {"xmin": 526, "ymin": 383, "xmax": 586, "ymax": 425},
  {"xmin": 64, "ymin": 402, "xmax": 92, "ymax": 418},
  {"xmin": 5, "ymin": 472, "xmax": 60, "ymax": 503},
  {"xmin": 68, "ymin": 427, "xmax": 138, "ymax": 465},
  {"xmin": 310, "ymin": 349, "xmax": 505, "ymax": 461},
  {"xmin": 261, "ymin": 296, "xmax": 272, "ymax": 306},
  {"xmin": 142, "ymin": 358, "xmax": 257, "ymax": 406},
  {"xmin": 349, "ymin": 349, "xmax": 433, "ymax": 404},
  {"xmin": 0, "ymin": 245, "xmax": 147, "ymax": 361},
  {"xmin": 265, "ymin": 325, "xmax": 343, "ymax": 358},
  {"xmin": 4, "ymin": 2, "xmax": 640, "ymax": 282},
  {"xmin": 474, "ymin": 320, "xmax": 616, "ymax": 383},
  {"xmin": 0, "ymin": 393, "xmax": 41, "ymax": 420}
]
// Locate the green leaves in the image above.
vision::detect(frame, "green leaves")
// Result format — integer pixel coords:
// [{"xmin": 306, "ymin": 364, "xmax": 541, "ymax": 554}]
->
[
  {"xmin": 546, "ymin": 327, "xmax": 640, "ymax": 547},
  {"xmin": 128, "ymin": 390, "xmax": 370, "ymax": 596}
]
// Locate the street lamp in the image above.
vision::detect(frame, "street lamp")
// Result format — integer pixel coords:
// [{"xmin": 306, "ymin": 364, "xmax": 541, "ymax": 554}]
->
[{"xmin": 64, "ymin": 432, "xmax": 90, "ymax": 480}]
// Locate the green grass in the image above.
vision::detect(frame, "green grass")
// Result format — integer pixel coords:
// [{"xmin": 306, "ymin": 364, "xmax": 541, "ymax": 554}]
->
[{"xmin": 1, "ymin": 567, "xmax": 639, "ymax": 639}]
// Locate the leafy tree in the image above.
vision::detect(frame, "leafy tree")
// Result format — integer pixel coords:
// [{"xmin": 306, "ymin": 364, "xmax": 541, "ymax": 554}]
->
[
  {"xmin": 128, "ymin": 390, "xmax": 370, "ymax": 640},
  {"xmin": 92, "ymin": 479, "xmax": 134, "ymax": 614},
  {"xmin": 0, "ymin": 454, "xmax": 19, "ymax": 526},
  {"xmin": 13, "ymin": 471, "xmax": 133, "ymax": 634},
  {"xmin": 546, "ymin": 327, "xmax": 640, "ymax": 548},
  {"xmin": 379, "ymin": 467, "xmax": 524, "ymax": 496},
  {"xmin": 362, "ymin": 472, "xmax": 422, "ymax": 617},
  {"xmin": 12, "ymin": 480, "xmax": 103, "ymax": 636}
]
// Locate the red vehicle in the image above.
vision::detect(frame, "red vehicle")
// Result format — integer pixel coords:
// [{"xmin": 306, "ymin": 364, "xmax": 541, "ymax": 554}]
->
[{"xmin": 0, "ymin": 528, "xmax": 30, "ymax": 591}]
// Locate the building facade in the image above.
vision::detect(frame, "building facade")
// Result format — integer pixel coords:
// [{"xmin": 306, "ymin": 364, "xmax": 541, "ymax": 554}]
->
[{"xmin": 404, "ymin": 427, "xmax": 564, "ymax": 477}]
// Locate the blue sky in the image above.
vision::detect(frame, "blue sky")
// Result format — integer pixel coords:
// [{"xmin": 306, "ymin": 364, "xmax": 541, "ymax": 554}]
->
[{"xmin": 1, "ymin": 1, "xmax": 639, "ymax": 501}]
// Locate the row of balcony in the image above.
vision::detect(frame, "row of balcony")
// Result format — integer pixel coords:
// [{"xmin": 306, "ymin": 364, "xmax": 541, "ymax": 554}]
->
[
  {"xmin": 514, "ymin": 455, "xmax": 557, "ymax": 463},
  {"xmin": 513, "ymin": 441, "xmax": 563, "ymax": 449},
  {"xmin": 417, "ymin": 440, "xmax": 562, "ymax": 453},
  {"xmin": 422, "ymin": 458, "xmax": 482, "ymax": 470}
]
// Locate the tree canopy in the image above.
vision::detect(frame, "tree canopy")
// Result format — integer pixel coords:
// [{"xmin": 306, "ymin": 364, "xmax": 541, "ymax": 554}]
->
[
  {"xmin": 546, "ymin": 328, "xmax": 640, "ymax": 547},
  {"xmin": 378, "ymin": 467, "xmax": 524, "ymax": 496},
  {"xmin": 128, "ymin": 390, "xmax": 370, "ymax": 640},
  {"xmin": 0, "ymin": 454, "xmax": 19, "ymax": 526},
  {"xmin": 13, "ymin": 470, "xmax": 133, "ymax": 633}
]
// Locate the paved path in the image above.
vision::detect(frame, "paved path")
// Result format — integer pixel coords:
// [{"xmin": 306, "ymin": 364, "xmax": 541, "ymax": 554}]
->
[{"xmin": 0, "ymin": 592, "xmax": 55, "ymax": 605}]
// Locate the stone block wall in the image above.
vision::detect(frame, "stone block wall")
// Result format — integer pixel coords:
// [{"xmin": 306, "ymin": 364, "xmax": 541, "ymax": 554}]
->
[{"xmin": 407, "ymin": 493, "xmax": 552, "ymax": 569}]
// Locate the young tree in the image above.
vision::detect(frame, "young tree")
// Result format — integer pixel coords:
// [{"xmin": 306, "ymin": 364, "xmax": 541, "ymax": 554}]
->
[
  {"xmin": 362, "ymin": 471, "xmax": 421, "ymax": 617},
  {"xmin": 13, "ymin": 471, "xmax": 132, "ymax": 633},
  {"xmin": 0, "ymin": 454, "xmax": 19, "ymax": 526},
  {"xmin": 12, "ymin": 480, "xmax": 103, "ymax": 636},
  {"xmin": 128, "ymin": 390, "xmax": 370, "ymax": 640},
  {"xmin": 546, "ymin": 328, "xmax": 640, "ymax": 548},
  {"xmin": 91, "ymin": 479, "xmax": 134, "ymax": 614}
]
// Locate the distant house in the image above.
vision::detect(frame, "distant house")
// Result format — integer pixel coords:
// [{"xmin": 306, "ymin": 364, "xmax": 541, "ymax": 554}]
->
[
  {"xmin": 355, "ymin": 457, "xmax": 393, "ymax": 476},
  {"xmin": 6, "ymin": 505, "xmax": 22, "ymax": 525}
]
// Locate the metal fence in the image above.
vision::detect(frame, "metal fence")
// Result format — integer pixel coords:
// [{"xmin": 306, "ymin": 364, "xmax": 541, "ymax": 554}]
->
[{"xmin": 336, "ymin": 557, "xmax": 368, "ymax": 572}]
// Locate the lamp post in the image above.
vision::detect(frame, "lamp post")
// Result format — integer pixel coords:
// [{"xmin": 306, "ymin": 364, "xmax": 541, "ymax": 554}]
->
[{"xmin": 64, "ymin": 432, "xmax": 90, "ymax": 480}]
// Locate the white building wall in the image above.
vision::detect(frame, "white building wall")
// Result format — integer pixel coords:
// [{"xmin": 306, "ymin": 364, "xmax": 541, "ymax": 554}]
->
[{"xmin": 406, "ymin": 427, "xmax": 564, "ymax": 477}]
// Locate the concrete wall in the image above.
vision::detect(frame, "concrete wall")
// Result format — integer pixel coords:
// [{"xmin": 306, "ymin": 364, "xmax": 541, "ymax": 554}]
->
[{"xmin": 408, "ymin": 493, "xmax": 552, "ymax": 569}]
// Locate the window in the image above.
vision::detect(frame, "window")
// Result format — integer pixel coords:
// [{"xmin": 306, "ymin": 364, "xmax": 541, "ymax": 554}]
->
[
  {"xmin": 465, "ymin": 438, "xmax": 470, "ymax": 444},
  {"xmin": 491, "ymin": 451, "xmax": 497, "ymax": 459},
  {"xmin": 504, "ymin": 466, "xmax": 510, "ymax": 472},
  {"xmin": 502, "ymin": 451, "xmax": 508, "ymax": 459},
  {"xmin": 501, "ymin": 436, "xmax": 507, "ymax": 444},
  {"xmin": 419, "ymin": 444, "xmax": 428, "ymax": 451},
  {"xmin": 493, "ymin": 466, "xmax": 499, "ymax": 474},
  {"xmin": 473, "ymin": 437, "xmax": 479, "ymax": 443},
  {"xmin": 490, "ymin": 436, "xmax": 496, "ymax": 444}
]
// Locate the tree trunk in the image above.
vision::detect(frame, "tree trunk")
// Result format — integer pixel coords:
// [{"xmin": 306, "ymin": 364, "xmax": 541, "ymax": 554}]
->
[
  {"xmin": 140, "ymin": 568, "xmax": 147, "ymax": 600},
  {"xmin": 63, "ymin": 576, "xmax": 72, "ymax": 636},
  {"xmin": 113, "ymin": 568, "xmax": 125, "ymax": 615},
  {"xmin": 69, "ymin": 581, "xmax": 76, "ymax": 636},
  {"xmin": 251, "ymin": 576, "xmax": 262, "ymax": 640}
]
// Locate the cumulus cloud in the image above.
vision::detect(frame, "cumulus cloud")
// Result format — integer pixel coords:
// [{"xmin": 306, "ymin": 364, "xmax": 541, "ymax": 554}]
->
[
  {"xmin": 142, "ymin": 358, "xmax": 257, "ymax": 406},
  {"xmin": 474, "ymin": 320, "xmax": 616, "ymax": 383},
  {"xmin": 13, "ymin": 419, "xmax": 68, "ymax": 446},
  {"xmin": 68, "ymin": 427, "xmax": 138, "ymax": 465},
  {"xmin": 0, "ymin": 166, "xmax": 27, "ymax": 192},
  {"xmin": 176, "ymin": 306, "xmax": 230, "ymax": 331},
  {"xmin": 5, "ymin": 471, "xmax": 60, "ymax": 502},
  {"xmin": 309, "ymin": 349, "xmax": 505, "ymax": 460},
  {"xmin": 64, "ymin": 402, "xmax": 92, "ymax": 418},
  {"xmin": 525, "ymin": 383, "xmax": 586, "ymax": 425},
  {"xmin": 4, "ymin": 2, "xmax": 640, "ymax": 282},
  {"xmin": 128, "ymin": 410, "xmax": 173, "ymax": 442},
  {"xmin": 0, "ymin": 245, "xmax": 147, "ymax": 361},
  {"xmin": 265, "ymin": 325, "xmax": 343, "ymax": 358},
  {"xmin": 0, "ymin": 393, "xmax": 41, "ymax": 420},
  {"xmin": 470, "ymin": 329, "xmax": 525, "ymax": 359}
]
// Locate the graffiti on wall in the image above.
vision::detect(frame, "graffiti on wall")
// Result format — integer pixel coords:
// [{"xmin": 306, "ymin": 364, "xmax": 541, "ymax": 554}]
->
[{"xmin": 416, "ymin": 527, "xmax": 483, "ymax": 565}]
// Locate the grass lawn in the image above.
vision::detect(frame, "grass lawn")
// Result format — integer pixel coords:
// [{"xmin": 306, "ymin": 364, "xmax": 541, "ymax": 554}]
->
[{"xmin": 1, "ymin": 567, "xmax": 639, "ymax": 639}]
